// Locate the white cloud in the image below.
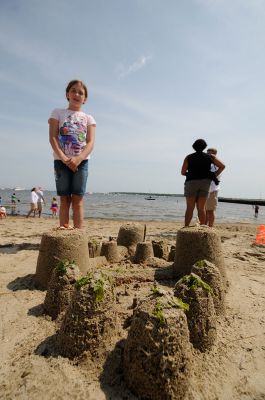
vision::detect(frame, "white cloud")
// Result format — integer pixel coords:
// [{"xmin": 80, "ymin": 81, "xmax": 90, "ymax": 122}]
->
[{"xmin": 116, "ymin": 55, "xmax": 152, "ymax": 79}]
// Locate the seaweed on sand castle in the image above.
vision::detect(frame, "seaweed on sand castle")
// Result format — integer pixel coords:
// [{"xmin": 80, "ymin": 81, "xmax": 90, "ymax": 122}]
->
[
  {"xmin": 153, "ymin": 300, "xmax": 165, "ymax": 325},
  {"xmin": 150, "ymin": 284, "xmax": 190, "ymax": 307},
  {"xmin": 178, "ymin": 272, "xmax": 213, "ymax": 294},
  {"xmin": 150, "ymin": 288, "xmax": 190, "ymax": 326},
  {"xmin": 174, "ymin": 273, "xmax": 217, "ymax": 352},
  {"xmin": 56, "ymin": 271, "xmax": 117, "ymax": 360},
  {"xmin": 75, "ymin": 275, "xmax": 92, "ymax": 289},
  {"xmin": 55, "ymin": 259, "xmax": 75, "ymax": 274},
  {"xmin": 191, "ymin": 259, "xmax": 225, "ymax": 315},
  {"xmin": 43, "ymin": 259, "xmax": 82, "ymax": 320},
  {"xmin": 75, "ymin": 274, "xmax": 107, "ymax": 303}
]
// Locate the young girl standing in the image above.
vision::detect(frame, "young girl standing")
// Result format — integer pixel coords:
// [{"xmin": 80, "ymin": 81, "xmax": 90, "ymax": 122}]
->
[
  {"xmin": 49, "ymin": 80, "xmax": 96, "ymax": 229},
  {"xmin": 50, "ymin": 197, "xmax": 59, "ymax": 217}
]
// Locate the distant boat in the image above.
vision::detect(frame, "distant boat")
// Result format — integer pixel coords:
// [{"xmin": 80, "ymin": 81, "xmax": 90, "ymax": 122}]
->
[
  {"xmin": 13, "ymin": 187, "xmax": 25, "ymax": 191},
  {"xmin": 145, "ymin": 195, "xmax": 156, "ymax": 201}
]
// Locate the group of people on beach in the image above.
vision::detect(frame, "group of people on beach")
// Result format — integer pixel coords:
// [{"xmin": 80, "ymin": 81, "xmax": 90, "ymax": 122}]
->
[
  {"xmin": 181, "ymin": 140, "xmax": 225, "ymax": 227},
  {"xmin": 26, "ymin": 187, "xmax": 46, "ymax": 218},
  {"xmin": 26, "ymin": 188, "xmax": 59, "ymax": 218},
  {"xmin": 46, "ymin": 78, "xmax": 225, "ymax": 229},
  {"xmin": 0, "ymin": 79, "xmax": 227, "ymax": 228}
]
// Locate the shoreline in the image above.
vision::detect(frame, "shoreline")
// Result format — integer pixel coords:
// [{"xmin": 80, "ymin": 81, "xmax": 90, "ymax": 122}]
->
[{"xmin": 1, "ymin": 213, "xmax": 260, "ymax": 226}]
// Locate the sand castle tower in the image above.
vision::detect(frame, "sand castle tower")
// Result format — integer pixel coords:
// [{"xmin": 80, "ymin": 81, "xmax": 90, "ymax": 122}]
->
[
  {"xmin": 191, "ymin": 259, "xmax": 225, "ymax": 315},
  {"xmin": 152, "ymin": 240, "xmax": 169, "ymax": 260},
  {"xmin": 174, "ymin": 273, "xmax": 217, "ymax": 352},
  {"xmin": 43, "ymin": 261, "xmax": 82, "ymax": 320},
  {"xmin": 134, "ymin": 242, "xmax": 154, "ymax": 263},
  {"xmin": 56, "ymin": 272, "xmax": 117, "ymax": 359},
  {"xmin": 35, "ymin": 229, "xmax": 90, "ymax": 290},
  {"xmin": 124, "ymin": 293, "xmax": 192, "ymax": 400},
  {"xmin": 100, "ymin": 240, "xmax": 121, "ymax": 263},
  {"xmin": 88, "ymin": 239, "xmax": 101, "ymax": 258},
  {"xmin": 117, "ymin": 223, "xmax": 145, "ymax": 255},
  {"xmin": 173, "ymin": 226, "xmax": 226, "ymax": 284}
]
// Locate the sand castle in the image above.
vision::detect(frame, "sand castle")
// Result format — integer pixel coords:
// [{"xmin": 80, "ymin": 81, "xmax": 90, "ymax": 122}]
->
[
  {"xmin": 35, "ymin": 229, "xmax": 90, "ymax": 289},
  {"xmin": 34, "ymin": 222, "xmax": 227, "ymax": 399},
  {"xmin": 174, "ymin": 273, "xmax": 217, "ymax": 352},
  {"xmin": 173, "ymin": 225, "xmax": 227, "ymax": 285},
  {"xmin": 191, "ymin": 259, "xmax": 225, "ymax": 315},
  {"xmin": 117, "ymin": 222, "xmax": 145, "ymax": 254},
  {"xmin": 124, "ymin": 293, "xmax": 192, "ymax": 400},
  {"xmin": 43, "ymin": 260, "xmax": 82, "ymax": 320},
  {"xmin": 56, "ymin": 271, "xmax": 117, "ymax": 360}
]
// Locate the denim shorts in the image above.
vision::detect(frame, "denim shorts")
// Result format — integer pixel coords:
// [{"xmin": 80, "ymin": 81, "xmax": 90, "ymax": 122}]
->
[
  {"xmin": 184, "ymin": 179, "xmax": 211, "ymax": 198},
  {"xmin": 54, "ymin": 160, "xmax": 89, "ymax": 196}
]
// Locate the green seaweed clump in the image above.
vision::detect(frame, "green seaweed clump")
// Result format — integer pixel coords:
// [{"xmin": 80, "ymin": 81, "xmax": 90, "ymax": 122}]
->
[
  {"xmin": 55, "ymin": 259, "xmax": 75, "ymax": 275},
  {"xmin": 153, "ymin": 300, "xmax": 165, "ymax": 325},
  {"xmin": 93, "ymin": 279, "xmax": 105, "ymax": 302},
  {"xmin": 172, "ymin": 297, "xmax": 190, "ymax": 312},
  {"xmin": 178, "ymin": 273, "xmax": 213, "ymax": 294},
  {"xmin": 150, "ymin": 286, "xmax": 163, "ymax": 296},
  {"xmin": 194, "ymin": 259, "xmax": 207, "ymax": 268},
  {"xmin": 75, "ymin": 275, "xmax": 91, "ymax": 289}
]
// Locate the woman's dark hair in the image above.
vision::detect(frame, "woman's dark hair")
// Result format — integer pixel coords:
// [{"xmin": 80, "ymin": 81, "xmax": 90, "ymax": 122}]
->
[
  {"xmin": 66, "ymin": 80, "xmax": 88, "ymax": 99},
  {"xmin": 192, "ymin": 139, "xmax": 207, "ymax": 152}
]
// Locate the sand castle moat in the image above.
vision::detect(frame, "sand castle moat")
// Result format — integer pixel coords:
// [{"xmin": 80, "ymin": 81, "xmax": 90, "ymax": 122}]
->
[{"xmin": 34, "ymin": 222, "xmax": 227, "ymax": 399}]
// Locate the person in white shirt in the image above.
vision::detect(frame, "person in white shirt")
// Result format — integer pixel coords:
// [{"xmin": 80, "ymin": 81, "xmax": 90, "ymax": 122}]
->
[
  {"xmin": 26, "ymin": 188, "xmax": 38, "ymax": 218},
  {"xmin": 36, "ymin": 187, "xmax": 45, "ymax": 218},
  {"xmin": 205, "ymin": 148, "xmax": 225, "ymax": 227}
]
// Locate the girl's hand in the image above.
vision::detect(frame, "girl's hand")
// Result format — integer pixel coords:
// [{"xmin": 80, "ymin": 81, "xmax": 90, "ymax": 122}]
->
[{"xmin": 65, "ymin": 156, "xmax": 82, "ymax": 172}]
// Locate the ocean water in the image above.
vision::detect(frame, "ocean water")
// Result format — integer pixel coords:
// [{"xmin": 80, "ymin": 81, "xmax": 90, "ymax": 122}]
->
[{"xmin": 0, "ymin": 189, "xmax": 262, "ymax": 224}]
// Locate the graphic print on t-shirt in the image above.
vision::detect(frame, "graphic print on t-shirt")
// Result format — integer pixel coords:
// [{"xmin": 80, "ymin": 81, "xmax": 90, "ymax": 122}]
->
[{"xmin": 59, "ymin": 113, "xmax": 87, "ymax": 156}]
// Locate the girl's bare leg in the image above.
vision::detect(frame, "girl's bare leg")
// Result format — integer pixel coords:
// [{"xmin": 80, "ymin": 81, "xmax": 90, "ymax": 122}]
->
[
  {"xmin": 59, "ymin": 195, "xmax": 72, "ymax": 226},
  {"xmin": 72, "ymin": 194, "xmax": 84, "ymax": 228}
]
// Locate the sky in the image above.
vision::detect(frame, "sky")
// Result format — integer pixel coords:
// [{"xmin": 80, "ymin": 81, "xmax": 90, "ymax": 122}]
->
[{"xmin": 0, "ymin": 0, "xmax": 264, "ymax": 198}]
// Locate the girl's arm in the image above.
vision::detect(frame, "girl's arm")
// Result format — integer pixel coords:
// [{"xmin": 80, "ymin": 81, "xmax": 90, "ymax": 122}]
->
[
  {"xmin": 181, "ymin": 157, "xmax": 188, "ymax": 176},
  {"xmin": 211, "ymin": 155, "xmax": 225, "ymax": 176},
  {"xmin": 49, "ymin": 118, "xmax": 70, "ymax": 165}
]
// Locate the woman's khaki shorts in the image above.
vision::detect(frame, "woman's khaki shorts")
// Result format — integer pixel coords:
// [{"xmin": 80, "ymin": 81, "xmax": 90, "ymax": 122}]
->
[
  {"xmin": 206, "ymin": 191, "xmax": 218, "ymax": 211},
  {"xmin": 184, "ymin": 179, "xmax": 211, "ymax": 198},
  {"xmin": 30, "ymin": 203, "xmax": 37, "ymax": 211}
]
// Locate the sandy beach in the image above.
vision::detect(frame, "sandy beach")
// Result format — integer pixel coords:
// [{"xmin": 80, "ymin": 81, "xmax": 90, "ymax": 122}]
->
[{"xmin": 0, "ymin": 216, "xmax": 265, "ymax": 400}]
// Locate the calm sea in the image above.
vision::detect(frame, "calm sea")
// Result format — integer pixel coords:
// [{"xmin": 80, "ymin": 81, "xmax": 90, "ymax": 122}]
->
[{"xmin": 0, "ymin": 189, "xmax": 262, "ymax": 224}]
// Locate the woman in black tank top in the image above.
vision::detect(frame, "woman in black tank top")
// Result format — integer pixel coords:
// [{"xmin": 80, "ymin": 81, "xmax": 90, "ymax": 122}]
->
[{"xmin": 181, "ymin": 139, "xmax": 225, "ymax": 226}]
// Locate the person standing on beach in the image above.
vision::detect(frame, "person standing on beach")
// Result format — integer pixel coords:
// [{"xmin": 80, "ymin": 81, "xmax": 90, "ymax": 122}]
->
[
  {"xmin": 11, "ymin": 192, "xmax": 20, "ymax": 215},
  {"xmin": 11, "ymin": 192, "xmax": 20, "ymax": 205},
  {"xmin": 254, "ymin": 204, "xmax": 259, "ymax": 218},
  {"xmin": 26, "ymin": 188, "xmax": 38, "ymax": 218},
  {"xmin": 36, "ymin": 187, "xmax": 45, "ymax": 218},
  {"xmin": 50, "ymin": 197, "xmax": 59, "ymax": 217},
  {"xmin": 205, "ymin": 148, "xmax": 225, "ymax": 227},
  {"xmin": 181, "ymin": 139, "xmax": 225, "ymax": 227},
  {"xmin": 49, "ymin": 79, "xmax": 96, "ymax": 229}
]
